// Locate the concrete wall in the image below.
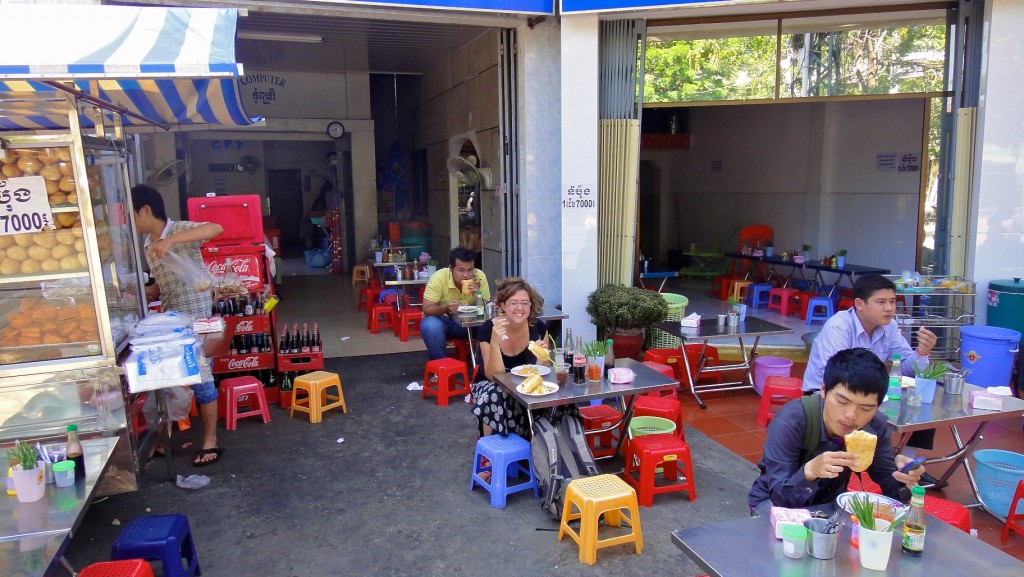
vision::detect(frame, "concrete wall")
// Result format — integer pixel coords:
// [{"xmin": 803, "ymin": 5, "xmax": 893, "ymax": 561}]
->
[{"xmin": 642, "ymin": 98, "xmax": 925, "ymax": 275}]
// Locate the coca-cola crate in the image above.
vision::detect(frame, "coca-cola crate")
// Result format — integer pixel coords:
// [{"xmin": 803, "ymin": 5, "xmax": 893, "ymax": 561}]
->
[
  {"xmin": 201, "ymin": 246, "xmax": 266, "ymax": 291},
  {"xmin": 263, "ymin": 385, "xmax": 280, "ymax": 405},
  {"xmin": 223, "ymin": 314, "xmax": 271, "ymax": 335},
  {"xmin": 276, "ymin": 352, "xmax": 324, "ymax": 373},
  {"xmin": 279, "ymin": 388, "xmax": 293, "ymax": 410},
  {"xmin": 212, "ymin": 352, "xmax": 274, "ymax": 374},
  {"xmin": 188, "ymin": 194, "xmax": 264, "ymax": 246}
]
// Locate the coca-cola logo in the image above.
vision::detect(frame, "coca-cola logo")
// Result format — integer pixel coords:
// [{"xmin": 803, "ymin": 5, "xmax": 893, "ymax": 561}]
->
[
  {"xmin": 235, "ymin": 320, "xmax": 254, "ymax": 332},
  {"xmin": 207, "ymin": 257, "xmax": 256, "ymax": 275},
  {"xmin": 227, "ymin": 356, "xmax": 261, "ymax": 370}
]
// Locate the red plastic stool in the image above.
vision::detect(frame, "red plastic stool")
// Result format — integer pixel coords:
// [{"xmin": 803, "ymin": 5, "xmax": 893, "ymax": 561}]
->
[
  {"xmin": 1002, "ymin": 480, "xmax": 1024, "ymax": 542},
  {"xmin": 711, "ymin": 274, "xmax": 742, "ymax": 300},
  {"xmin": 767, "ymin": 287, "xmax": 800, "ymax": 317},
  {"xmin": 218, "ymin": 376, "xmax": 271, "ymax": 431},
  {"xmin": 368, "ymin": 302, "xmax": 396, "ymax": 334},
  {"xmin": 447, "ymin": 338, "xmax": 471, "ymax": 364},
  {"xmin": 848, "ymin": 473, "xmax": 971, "ymax": 533},
  {"xmin": 79, "ymin": 559, "xmax": 155, "ymax": 577},
  {"xmin": 580, "ymin": 404, "xmax": 624, "ymax": 458},
  {"xmin": 423, "ymin": 358, "xmax": 470, "ymax": 406},
  {"xmin": 623, "ymin": 433, "xmax": 696, "ymax": 507},
  {"xmin": 395, "ymin": 308, "xmax": 423, "ymax": 342},
  {"xmin": 838, "ymin": 296, "xmax": 855, "ymax": 311},
  {"xmin": 683, "ymin": 344, "xmax": 724, "ymax": 386},
  {"xmin": 640, "ymin": 361, "xmax": 675, "ymax": 397},
  {"xmin": 357, "ymin": 285, "xmax": 383, "ymax": 311},
  {"xmin": 634, "ymin": 396, "xmax": 685, "ymax": 441},
  {"xmin": 756, "ymin": 376, "xmax": 803, "ymax": 427}
]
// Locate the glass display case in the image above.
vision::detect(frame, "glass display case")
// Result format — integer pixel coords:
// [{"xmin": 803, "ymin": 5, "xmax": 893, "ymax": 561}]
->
[{"xmin": 0, "ymin": 95, "xmax": 145, "ymax": 495}]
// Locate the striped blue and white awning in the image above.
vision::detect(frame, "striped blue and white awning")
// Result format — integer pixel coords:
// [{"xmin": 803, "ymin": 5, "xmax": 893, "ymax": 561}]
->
[{"xmin": 0, "ymin": 6, "xmax": 257, "ymax": 130}]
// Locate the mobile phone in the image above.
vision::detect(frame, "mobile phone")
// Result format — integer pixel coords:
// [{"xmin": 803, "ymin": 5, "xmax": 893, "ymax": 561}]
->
[{"xmin": 899, "ymin": 456, "xmax": 927, "ymax": 473}]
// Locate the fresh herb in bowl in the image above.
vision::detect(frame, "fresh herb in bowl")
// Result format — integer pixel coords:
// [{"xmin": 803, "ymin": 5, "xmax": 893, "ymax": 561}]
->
[
  {"xmin": 849, "ymin": 493, "xmax": 906, "ymax": 532},
  {"xmin": 6, "ymin": 441, "xmax": 39, "ymax": 470},
  {"xmin": 914, "ymin": 361, "xmax": 951, "ymax": 380}
]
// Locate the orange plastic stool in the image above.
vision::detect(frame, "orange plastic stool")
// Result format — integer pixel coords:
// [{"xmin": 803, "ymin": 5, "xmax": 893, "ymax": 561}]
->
[
  {"xmin": 395, "ymin": 308, "xmax": 423, "ymax": 342},
  {"xmin": 351, "ymin": 264, "xmax": 372, "ymax": 286},
  {"xmin": 368, "ymin": 302, "xmax": 396, "ymax": 334},
  {"xmin": 79, "ymin": 559, "xmax": 155, "ymax": 577},
  {"xmin": 1001, "ymin": 480, "xmax": 1024, "ymax": 542},
  {"xmin": 634, "ymin": 396, "xmax": 684, "ymax": 441},
  {"xmin": 848, "ymin": 473, "xmax": 971, "ymax": 533},
  {"xmin": 357, "ymin": 285, "xmax": 383, "ymax": 311},
  {"xmin": 290, "ymin": 371, "xmax": 347, "ymax": 424},
  {"xmin": 423, "ymin": 358, "xmax": 470, "ymax": 406},
  {"xmin": 558, "ymin": 474, "xmax": 644, "ymax": 565},
  {"xmin": 218, "ymin": 376, "xmax": 271, "ymax": 431},
  {"xmin": 767, "ymin": 287, "xmax": 800, "ymax": 317},
  {"xmin": 579, "ymin": 404, "xmax": 624, "ymax": 458},
  {"xmin": 729, "ymin": 279, "xmax": 753, "ymax": 303},
  {"xmin": 446, "ymin": 339, "xmax": 471, "ymax": 364},
  {"xmin": 711, "ymin": 274, "xmax": 742, "ymax": 300},
  {"xmin": 756, "ymin": 376, "xmax": 803, "ymax": 427},
  {"xmin": 623, "ymin": 433, "xmax": 696, "ymax": 507}
]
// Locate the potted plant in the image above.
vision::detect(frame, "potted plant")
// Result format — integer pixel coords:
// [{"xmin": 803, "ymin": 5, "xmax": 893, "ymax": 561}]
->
[
  {"xmin": 912, "ymin": 361, "xmax": 949, "ymax": 403},
  {"xmin": 727, "ymin": 295, "xmax": 747, "ymax": 321},
  {"xmin": 836, "ymin": 249, "xmax": 848, "ymax": 268},
  {"xmin": 795, "ymin": 244, "xmax": 811, "ymax": 264},
  {"xmin": 586, "ymin": 284, "xmax": 669, "ymax": 360},
  {"xmin": 764, "ymin": 239, "xmax": 774, "ymax": 257},
  {"xmin": 7, "ymin": 441, "xmax": 45, "ymax": 503}
]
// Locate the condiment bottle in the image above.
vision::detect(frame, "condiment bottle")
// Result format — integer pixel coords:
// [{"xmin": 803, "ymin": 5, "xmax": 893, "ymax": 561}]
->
[
  {"xmin": 66, "ymin": 424, "xmax": 86, "ymax": 480},
  {"xmin": 901, "ymin": 485, "xmax": 926, "ymax": 555}
]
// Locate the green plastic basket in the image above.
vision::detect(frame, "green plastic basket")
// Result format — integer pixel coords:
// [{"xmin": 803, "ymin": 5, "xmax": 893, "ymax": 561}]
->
[
  {"xmin": 646, "ymin": 293, "xmax": 689, "ymax": 349},
  {"xmin": 628, "ymin": 416, "xmax": 676, "ymax": 439}
]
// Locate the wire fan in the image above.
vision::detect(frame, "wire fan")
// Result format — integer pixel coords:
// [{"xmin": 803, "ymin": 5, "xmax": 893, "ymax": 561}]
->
[
  {"xmin": 241, "ymin": 155, "xmax": 262, "ymax": 174},
  {"xmin": 147, "ymin": 159, "xmax": 187, "ymax": 187},
  {"xmin": 446, "ymin": 156, "xmax": 480, "ymax": 186}
]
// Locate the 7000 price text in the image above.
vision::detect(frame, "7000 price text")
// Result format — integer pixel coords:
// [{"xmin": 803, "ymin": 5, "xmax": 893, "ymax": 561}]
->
[
  {"xmin": 0, "ymin": 212, "xmax": 52, "ymax": 233},
  {"xmin": 562, "ymin": 198, "xmax": 595, "ymax": 208}
]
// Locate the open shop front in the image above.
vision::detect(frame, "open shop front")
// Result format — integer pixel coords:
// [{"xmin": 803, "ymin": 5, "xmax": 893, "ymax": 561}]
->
[{"xmin": 0, "ymin": 6, "xmax": 257, "ymax": 574}]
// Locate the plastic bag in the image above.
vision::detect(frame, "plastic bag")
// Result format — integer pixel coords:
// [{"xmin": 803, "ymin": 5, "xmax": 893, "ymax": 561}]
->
[
  {"xmin": 142, "ymin": 386, "xmax": 194, "ymax": 425},
  {"xmin": 161, "ymin": 251, "xmax": 213, "ymax": 292}
]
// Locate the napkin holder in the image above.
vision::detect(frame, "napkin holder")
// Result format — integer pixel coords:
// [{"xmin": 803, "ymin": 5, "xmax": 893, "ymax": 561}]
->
[
  {"xmin": 770, "ymin": 506, "xmax": 812, "ymax": 539},
  {"xmin": 608, "ymin": 368, "xmax": 635, "ymax": 384},
  {"xmin": 969, "ymin": 390, "xmax": 1003, "ymax": 411},
  {"xmin": 680, "ymin": 313, "xmax": 701, "ymax": 328}
]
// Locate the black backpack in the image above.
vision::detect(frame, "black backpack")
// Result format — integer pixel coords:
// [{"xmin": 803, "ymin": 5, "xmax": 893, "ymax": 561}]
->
[{"xmin": 531, "ymin": 414, "xmax": 601, "ymax": 519}]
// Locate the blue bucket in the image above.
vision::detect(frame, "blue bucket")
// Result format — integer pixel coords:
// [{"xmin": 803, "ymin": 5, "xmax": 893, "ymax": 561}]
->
[{"xmin": 959, "ymin": 325, "xmax": 1021, "ymax": 388}]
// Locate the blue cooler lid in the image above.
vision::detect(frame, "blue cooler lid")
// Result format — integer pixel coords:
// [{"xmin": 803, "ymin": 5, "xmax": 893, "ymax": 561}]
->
[{"xmin": 989, "ymin": 278, "xmax": 1024, "ymax": 294}]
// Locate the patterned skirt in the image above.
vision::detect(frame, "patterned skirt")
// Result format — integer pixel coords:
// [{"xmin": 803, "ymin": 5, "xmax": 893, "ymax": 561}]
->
[{"xmin": 470, "ymin": 380, "xmax": 580, "ymax": 437}]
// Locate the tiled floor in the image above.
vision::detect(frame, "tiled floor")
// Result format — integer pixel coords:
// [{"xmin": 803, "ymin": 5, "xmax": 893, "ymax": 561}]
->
[{"xmin": 274, "ymin": 267, "xmax": 1024, "ymax": 561}]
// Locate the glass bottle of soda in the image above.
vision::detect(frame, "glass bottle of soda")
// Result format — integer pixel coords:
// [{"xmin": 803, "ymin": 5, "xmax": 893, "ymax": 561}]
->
[{"xmin": 572, "ymin": 336, "xmax": 586, "ymax": 384}]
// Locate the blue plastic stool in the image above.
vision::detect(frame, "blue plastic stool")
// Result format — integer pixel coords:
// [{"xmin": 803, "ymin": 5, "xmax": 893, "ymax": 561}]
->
[
  {"xmin": 378, "ymin": 288, "xmax": 401, "ymax": 303},
  {"xmin": 111, "ymin": 514, "xmax": 201, "ymax": 577},
  {"xmin": 746, "ymin": 283, "xmax": 774, "ymax": 309},
  {"xmin": 469, "ymin": 433, "xmax": 539, "ymax": 508},
  {"xmin": 805, "ymin": 296, "xmax": 835, "ymax": 325}
]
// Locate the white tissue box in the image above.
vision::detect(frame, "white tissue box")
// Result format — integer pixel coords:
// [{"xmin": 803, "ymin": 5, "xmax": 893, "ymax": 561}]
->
[
  {"xmin": 680, "ymin": 313, "xmax": 701, "ymax": 328},
  {"xmin": 970, "ymin": 390, "xmax": 1003, "ymax": 411}
]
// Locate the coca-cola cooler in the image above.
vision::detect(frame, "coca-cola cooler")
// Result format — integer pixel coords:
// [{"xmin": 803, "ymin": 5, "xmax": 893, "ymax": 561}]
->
[{"xmin": 189, "ymin": 194, "xmax": 280, "ymax": 403}]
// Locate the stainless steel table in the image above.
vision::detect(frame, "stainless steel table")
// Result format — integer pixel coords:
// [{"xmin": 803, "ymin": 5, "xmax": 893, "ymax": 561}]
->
[
  {"xmin": 880, "ymin": 382, "xmax": 1024, "ymax": 520},
  {"xmin": 653, "ymin": 317, "xmax": 793, "ymax": 409},
  {"xmin": 492, "ymin": 358, "xmax": 678, "ymax": 456},
  {"xmin": 1, "ymin": 437, "xmax": 119, "ymax": 576},
  {"xmin": 383, "ymin": 277, "xmax": 427, "ymax": 309},
  {"xmin": 726, "ymin": 252, "xmax": 890, "ymax": 296},
  {"xmin": 671, "ymin": 510, "xmax": 1024, "ymax": 577}
]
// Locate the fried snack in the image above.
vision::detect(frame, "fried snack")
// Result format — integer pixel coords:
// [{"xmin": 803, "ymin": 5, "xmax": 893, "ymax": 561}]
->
[
  {"xmin": 844, "ymin": 430, "xmax": 878, "ymax": 472},
  {"xmin": 521, "ymin": 374, "xmax": 544, "ymax": 394},
  {"xmin": 527, "ymin": 341, "xmax": 552, "ymax": 365},
  {"xmin": 517, "ymin": 365, "xmax": 540, "ymax": 377},
  {"xmin": 461, "ymin": 279, "xmax": 473, "ymax": 295}
]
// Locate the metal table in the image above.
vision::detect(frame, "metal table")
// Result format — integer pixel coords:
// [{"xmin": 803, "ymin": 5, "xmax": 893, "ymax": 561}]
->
[
  {"xmin": 0, "ymin": 437, "xmax": 119, "ymax": 576},
  {"xmin": 671, "ymin": 509, "xmax": 1024, "ymax": 577},
  {"xmin": 492, "ymin": 358, "xmax": 678, "ymax": 456},
  {"xmin": 383, "ymin": 277, "xmax": 427, "ymax": 309},
  {"xmin": 653, "ymin": 317, "xmax": 793, "ymax": 409},
  {"xmin": 679, "ymin": 251, "xmax": 726, "ymax": 279},
  {"xmin": 726, "ymin": 252, "xmax": 890, "ymax": 296},
  {"xmin": 638, "ymin": 269, "xmax": 678, "ymax": 292},
  {"xmin": 880, "ymin": 382, "xmax": 1024, "ymax": 521}
]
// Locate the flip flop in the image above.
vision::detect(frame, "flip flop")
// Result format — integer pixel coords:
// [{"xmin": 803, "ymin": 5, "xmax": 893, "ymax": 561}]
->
[{"xmin": 193, "ymin": 448, "xmax": 224, "ymax": 467}]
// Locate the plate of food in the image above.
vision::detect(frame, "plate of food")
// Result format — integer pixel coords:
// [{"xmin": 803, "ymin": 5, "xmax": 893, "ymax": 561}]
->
[
  {"xmin": 511, "ymin": 364, "xmax": 551, "ymax": 377},
  {"xmin": 835, "ymin": 491, "xmax": 907, "ymax": 516},
  {"xmin": 456, "ymin": 305, "xmax": 481, "ymax": 315},
  {"xmin": 516, "ymin": 375, "xmax": 559, "ymax": 396}
]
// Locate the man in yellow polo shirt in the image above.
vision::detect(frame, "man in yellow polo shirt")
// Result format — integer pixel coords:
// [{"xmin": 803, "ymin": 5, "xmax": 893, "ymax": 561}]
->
[{"xmin": 420, "ymin": 247, "xmax": 490, "ymax": 360}]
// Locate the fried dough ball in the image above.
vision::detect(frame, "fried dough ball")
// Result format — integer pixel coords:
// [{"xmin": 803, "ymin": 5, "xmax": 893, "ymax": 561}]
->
[
  {"xmin": 58, "ymin": 161, "xmax": 74, "ymax": 176},
  {"xmin": 50, "ymin": 244, "xmax": 72, "ymax": 260},
  {"xmin": 40, "ymin": 164, "xmax": 62, "ymax": 181},
  {"xmin": 20, "ymin": 260, "xmax": 41, "ymax": 274},
  {"xmin": 17, "ymin": 156, "xmax": 42, "ymax": 174},
  {"xmin": 60, "ymin": 255, "xmax": 80, "ymax": 271},
  {"xmin": 40, "ymin": 258, "xmax": 61, "ymax": 272},
  {"xmin": 13, "ymin": 234, "xmax": 34, "ymax": 248},
  {"xmin": 58, "ymin": 175, "xmax": 76, "ymax": 192},
  {"xmin": 33, "ymin": 233, "xmax": 57, "ymax": 249},
  {"xmin": 6, "ymin": 245, "xmax": 27, "ymax": 260},
  {"xmin": 0, "ymin": 260, "xmax": 17, "ymax": 275},
  {"xmin": 2, "ymin": 163, "xmax": 22, "ymax": 178},
  {"xmin": 27, "ymin": 245, "xmax": 50, "ymax": 261}
]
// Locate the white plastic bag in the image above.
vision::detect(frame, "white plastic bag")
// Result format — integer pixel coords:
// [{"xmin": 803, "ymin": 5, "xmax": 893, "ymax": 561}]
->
[
  {"xmin": 161, "ymin": 251, "xmax": 213, "ymax": 292},
  {"xmin": 142, "ymin": 386, "xmax": 194, "ymax": 425}
]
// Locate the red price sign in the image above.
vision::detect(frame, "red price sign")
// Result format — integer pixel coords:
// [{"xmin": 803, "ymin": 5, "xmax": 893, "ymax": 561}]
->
[{"xmin": 0, "ymin": 176, "xmax": 55, "ymax": 235}]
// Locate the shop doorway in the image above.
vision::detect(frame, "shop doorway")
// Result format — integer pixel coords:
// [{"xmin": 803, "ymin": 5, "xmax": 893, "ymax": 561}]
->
[{"xmin": 268, "ymin": 169, "xmax": 303, "ymax": 255}]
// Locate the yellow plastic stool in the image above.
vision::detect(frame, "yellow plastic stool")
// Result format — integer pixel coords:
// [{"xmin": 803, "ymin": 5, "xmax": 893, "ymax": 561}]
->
[
  {"xmin": 351, "ymin": 264, "xmax": 372, "ymax": 286},
  {"xmin": 558, "ymin": 474, "xmax": 644, "ymax": 565},
  {"xmin": 729, "ymin": 279, "xmax": 753, "ymax": 304},
  {"xmin": 290, "ymin": 371, "xmax": 347, "ymax": 424}
]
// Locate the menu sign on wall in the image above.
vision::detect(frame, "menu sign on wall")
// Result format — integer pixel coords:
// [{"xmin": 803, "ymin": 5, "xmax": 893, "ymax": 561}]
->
[{"xmin": 0, "ymin": 176, "xmax": 56, "ymax": 235}]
